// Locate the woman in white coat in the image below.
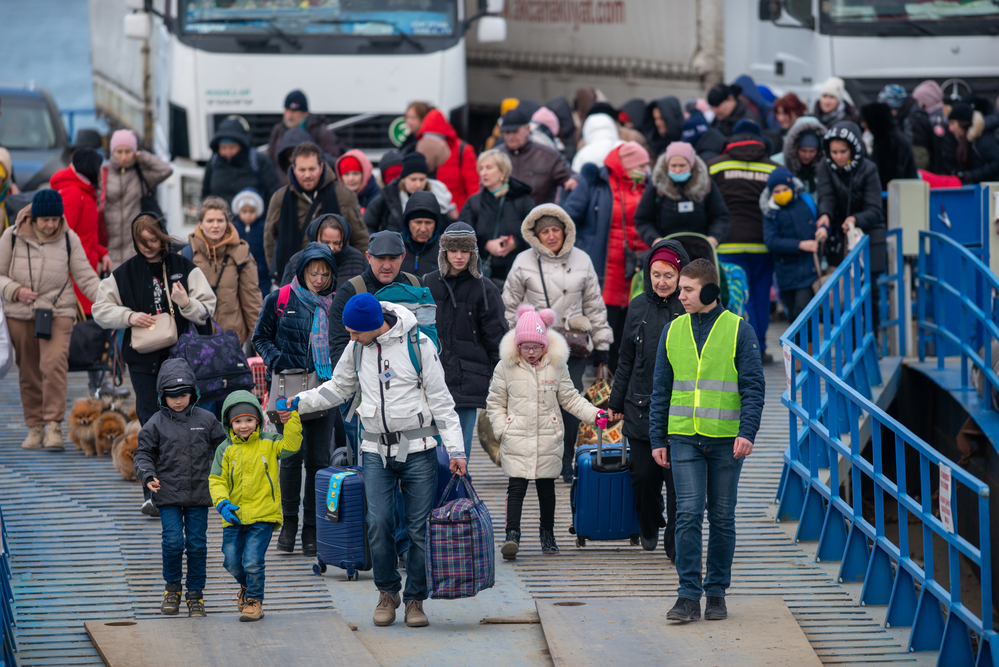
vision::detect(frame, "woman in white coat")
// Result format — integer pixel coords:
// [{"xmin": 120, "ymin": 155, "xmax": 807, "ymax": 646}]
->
[{"xmin": 502, "ymin": 204, "xmax": 612, "ymax": 481}]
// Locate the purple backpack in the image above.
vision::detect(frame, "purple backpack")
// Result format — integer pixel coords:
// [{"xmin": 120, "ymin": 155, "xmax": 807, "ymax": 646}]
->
[
  {"xmin": 170, "ymin": 310, "xmax": 254, "ymax": 402},
  {"xmin": 426, "ymin": 475, "xmax": 495, "ymax": 600}
]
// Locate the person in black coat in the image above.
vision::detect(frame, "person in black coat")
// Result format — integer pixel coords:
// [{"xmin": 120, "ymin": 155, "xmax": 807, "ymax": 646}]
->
[
  {"xmin": 680, "ymin": 111, "xmax": 727, "ymax": 163},
  {"xmin": 645, "ymin": 96, "xmax": 684, "ymax": 159},
  {"xmin": 860, "ymin": 103, "xmax": 917, "ymax": 192},
  {"xmin": 634, "ymin": 142, "xmax": 730, "ymax": 248},
  {"xmin": 607, "ymin": 239, "xmax": 689, "ymax": 558},
  {"xmin": 281, "ymin": 213, "xmax": 368, "ymax": 289},
  {"xmin": 400, "ymin": 190, "xmax": 442, "ymax": 278},
  {"xmin": 425, "ymin": 222, "xmax": 507, "ymax": 459},
  {"xmin": 201, "ymin": 117, "xmax": 281, "ymax": 210},
  {"xmin": 251, "ymin": 242, "xmax": 341, "ymax": 557},
  {"xmin": 940, "ymin": 104, "xmax": 999, "ymax": 185},
  {"xmin": 707, "ymin": 83, "xmax": 763, "ymax": 138},
  {"xmin": 460, "ymin": 151, "xmax": 535, "ymax": 287}
]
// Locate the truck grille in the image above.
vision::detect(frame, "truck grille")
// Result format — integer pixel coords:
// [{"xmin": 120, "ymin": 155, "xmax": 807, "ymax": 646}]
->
[{"xmin": 212, "ymin": 113, "xmax": 400, "ymax": 151}]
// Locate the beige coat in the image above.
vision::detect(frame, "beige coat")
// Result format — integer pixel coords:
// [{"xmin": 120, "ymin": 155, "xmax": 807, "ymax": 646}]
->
[
  {"xmin": 486, "ymin": 328, "xmax": 599, "ymax": 479},
  {"xmin": 187, "ymin": 225, "xmax": 263, "ymax": 344},
  {"xmin": 103, "ymin": 152, "xmax": 173, "ymax": 267},
  {"xmin": 502, "ymin": 204, "xmax": 613, "ymax": 352},
  {"xmin": 0, "ymin": 207, "xmax": 101, "ymax": 321}
]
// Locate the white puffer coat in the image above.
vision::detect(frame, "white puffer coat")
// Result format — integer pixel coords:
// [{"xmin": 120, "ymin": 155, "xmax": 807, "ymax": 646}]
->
[
  {"xmin": 502, "ymin": 204, "xmax": 613, "ymax": 353},
  {"xmin": 486, "ymin": 328, "xmax": 599, "ymax": 479}
]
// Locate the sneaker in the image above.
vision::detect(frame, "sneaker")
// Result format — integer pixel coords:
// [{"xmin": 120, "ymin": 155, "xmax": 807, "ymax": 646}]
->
[
  {"xmin": 540, "ymin": 528, "xmax": 559, "ymax": 555},
  {"xmin": 239, "ymin": 598, "xmax": 264, "ymax": 622},
  {"xmin": 160, "ymin": 588, "xmax": 182, "ymax": 615},
  {"xmin": 373, "ymin": 590, "xmax": 401, "ymax": 626},
  {"xmin": 21, "ymin": 426, "xmax": 45, "ymax": 450},
  {"xmin": 186, "ymin": 594, "xmax": 207, "ymax": 618},
  {"xmin": 141, "ymin": 499, "xmax": 159, "ymax": 517},
  {"xmin": 704, "ymin": 596, "xmax": 728, "ymax": 620},
  {"xmin": 44, "ymin": 422, "xmax": 65, "ymax": 451},
  {"xmin": 236, "ymin": 585, "xmax": 248, "ymax": 612},
  {"xmin": 760, "ymin": 351, "xmax": 774, "ymax": 365},
  {"xmin": 405, "ymin": 600, "xmax": 429, "ymax": 627},
  {"xmin": 301, "ymin": 525, "xmax": 317, "ymax": 558},
  {"xmin": 640, "ymin": 530, "xmax": 658, "ymax": 551},
  {"xmin": 501, "ymin": 529, "xmax": 521, "ymax": 561},
  {"xmin": 666, "ymin": 597, "xmax": 701, "ymax": 622}
]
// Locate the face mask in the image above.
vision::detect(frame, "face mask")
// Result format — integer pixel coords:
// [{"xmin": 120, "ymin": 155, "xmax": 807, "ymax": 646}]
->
[
  {"xmin": 668, "ymin": 170, "xmax": 692, "ymax": 183},
  {"xmin": 773, "ymin": 189, "xmax": 793, "ymax": 206}
]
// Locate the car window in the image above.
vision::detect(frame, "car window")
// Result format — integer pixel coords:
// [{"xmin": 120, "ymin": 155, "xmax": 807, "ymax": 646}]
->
[{"xmin": 0, "ymin": 97, "xmax": 57, "ymax": 150}]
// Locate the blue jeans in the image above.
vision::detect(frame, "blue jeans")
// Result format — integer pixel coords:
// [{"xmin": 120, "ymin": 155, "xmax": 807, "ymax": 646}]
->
[
  {"xmin": 456, "ymin": 408, "xmax": 477, "ymax": 460},
  {"xmin": 159, "ymin": 506, "xmax": 208, "ymax": 595},
  {"xmin": 718, "ymin": 252, "xmax": 774, "ymax": 353},
  {"xmin": 671, "ymin": 438, "xmax": 744, "ymax": 601},
  {"xmin": 222, "ymin": 523, "xmax": 274, "ymax": 600},
  {"xmin": 362, "ymin": 448, "xmax": 437, "ymax": 602}
]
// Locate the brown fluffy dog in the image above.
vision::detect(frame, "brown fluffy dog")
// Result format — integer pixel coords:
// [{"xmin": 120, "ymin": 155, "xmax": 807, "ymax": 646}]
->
[
  {"xmin": 112, "ymin": 433, "xmax": 140, "ymax": 481},
  {"xmin": 124, "ymin": 419, "xmax": 140, "ymax": 437},
  {"xmin": 96, "ymin": 411, "xmax": 127, "ymax": 457},
  {"xmin": 126, "ymin": 404, "xmax": 138, "ymax": 423},
  {"xmin": 68, "ymin": 398, "xmax": 103, "ymax": 456}
]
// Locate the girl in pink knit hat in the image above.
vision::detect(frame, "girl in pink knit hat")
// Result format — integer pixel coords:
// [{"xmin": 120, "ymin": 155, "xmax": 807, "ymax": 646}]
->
[{"xmin": 486, "ymin": 304, "xmax": 607, "ymax": 559}]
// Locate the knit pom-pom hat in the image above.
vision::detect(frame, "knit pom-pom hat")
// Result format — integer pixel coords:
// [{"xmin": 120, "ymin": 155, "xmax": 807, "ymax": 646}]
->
[{"xmin": 514, "ymin": 304, "xmax": 557, "ymax": 349}]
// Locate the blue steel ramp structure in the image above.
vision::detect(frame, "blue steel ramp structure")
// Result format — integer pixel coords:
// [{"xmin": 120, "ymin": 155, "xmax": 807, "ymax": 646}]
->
[{"xmin": 778, "ymin": 227, "xmax": 999, "ymax": 667}]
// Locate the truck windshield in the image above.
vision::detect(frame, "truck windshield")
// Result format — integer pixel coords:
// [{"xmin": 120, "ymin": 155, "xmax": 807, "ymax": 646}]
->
[
  {"xmin": 0, "ymin": 97, "xmax": 57, "ymax": 151},
  {"xmin": 821, "ymin": 0, "xmax": 999, "ymax": 35},
  {"xmin": 182, "ymin": 0, "xmax": 457, "ymax": 37}
]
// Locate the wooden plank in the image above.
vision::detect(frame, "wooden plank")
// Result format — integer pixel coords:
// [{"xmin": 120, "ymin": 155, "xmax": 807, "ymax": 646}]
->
[
  {"xmin": 85, "ymin": 611, "xmax": 379, "ymax": 667},
  {"xmin": 536, "ymin": 597, "xmax": 822, "ymax": 667}
]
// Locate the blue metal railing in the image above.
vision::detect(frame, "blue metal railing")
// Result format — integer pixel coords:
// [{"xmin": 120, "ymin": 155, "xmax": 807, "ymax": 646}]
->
[
  {"xmin": 917, "ymin": 230, "xmax": 999, "ymax": 404},
  {"xmin": 0, "ymin": 504, "xmax": 16, "ymax": 667},
  {"xmin": 878, "ymin": 229, "xmax": 905, "ymax": 358},
  {"xmin": 777, "ymin": 233, "xmax": 995, "ymax": 666}
]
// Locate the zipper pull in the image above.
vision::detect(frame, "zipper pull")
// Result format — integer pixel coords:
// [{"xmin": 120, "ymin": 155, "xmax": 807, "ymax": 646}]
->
[{"xmin": 261, "ymin": 455, "xmax": 268, "ymax": 470}]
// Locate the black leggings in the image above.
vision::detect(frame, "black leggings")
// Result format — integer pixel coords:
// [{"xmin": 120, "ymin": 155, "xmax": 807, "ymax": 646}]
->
[
  {"xmin": 279, "ymin": 410, "xmax": 341, "ymax": 526},
  {"xmin": 505, "ymin": 478, "xmax": 557, "ymax": 532},
  {"xmin": 628, "ymin": 438, "xmax": 675, "ymax": 543}
]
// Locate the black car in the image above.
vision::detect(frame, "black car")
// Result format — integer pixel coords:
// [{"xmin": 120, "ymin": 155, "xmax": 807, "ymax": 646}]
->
[{"xmin": 0, "ymin": 84, "xmax": 71, "ymax": 191}]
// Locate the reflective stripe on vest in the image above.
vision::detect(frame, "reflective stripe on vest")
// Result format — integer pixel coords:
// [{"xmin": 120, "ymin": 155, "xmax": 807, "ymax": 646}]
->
[
  {"xmin": 665, "ymin": 310, "xmax": 741, "ymax": 437},
  {"xmin": 707, "ymin": 160, "xmax": 777, "ymax": 176}
]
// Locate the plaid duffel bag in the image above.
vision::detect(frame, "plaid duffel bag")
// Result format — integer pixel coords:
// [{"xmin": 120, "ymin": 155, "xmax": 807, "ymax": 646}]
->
[{"xmin": 426, "ymin": 475, "xmax": 495, "ymax": 599}]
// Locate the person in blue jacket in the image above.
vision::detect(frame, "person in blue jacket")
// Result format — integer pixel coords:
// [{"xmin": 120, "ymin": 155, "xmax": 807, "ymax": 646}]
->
[
  {"xmin": 232, "ymin": 189, "xmax": 272, "ymax": 297},
  {"xmin": 761, "ymin": 167, "xmax": 821, "ymax": 324}
]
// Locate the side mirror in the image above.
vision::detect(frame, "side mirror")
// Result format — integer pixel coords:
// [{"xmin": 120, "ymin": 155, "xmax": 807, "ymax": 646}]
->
[
  {"xmin": 758, "ymin": 0, "xmax": 782, "ymax": 21},
  {"xmin": 124, "ymin": 12, "xmax": 152, "ymax": 40},
  {"xmin": 477, "ymin": 16, "xmax": 507, "ymax": 43}
]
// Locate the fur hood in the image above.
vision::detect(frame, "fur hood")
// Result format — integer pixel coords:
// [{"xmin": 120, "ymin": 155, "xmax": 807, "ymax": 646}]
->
[
  {"xmin": 521, "ymin": 204, "xmax": 576, "ymax": 259},
  {"xmin": 759, "ymin": 176, "xmax": 807, "ymax": 215},
  {"xmin": 782, "ymin": 117, "xmax": 827, "ymax": 174},
  {"xmin": 651, "ymin": 152, "xmax": 711, "ymax": 202},
  {"xmin": 498, "ymin": 327, "xmax": 569, "ymax": 368},
  {"xmin": 968, "ymin": 110, "xmax": 989, "ymax": 142}
]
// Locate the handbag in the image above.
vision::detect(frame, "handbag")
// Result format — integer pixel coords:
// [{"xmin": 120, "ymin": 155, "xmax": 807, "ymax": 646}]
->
[
  {"xmin": 130, "ymin": 264, "xmax": 178, "ymax": 354},
  {"xmin": 68, "ymin": 318, "xmax": 113, "ymax": 372},
  {"xmin": 135, "ymin": 161, "xmax": 164, "ymax": 218},
  {"xmin": 23, "ymin": 234, "xmax": 72, "ymax": 340},
  {"xmin": 265, "ymin": 368, "xmax": 328, "ymax": 422},
  {"xmin": 426, "ymin": 475, "xmax": 495, "ymax": 600},
  {"xmin": 536, "ymin": 256, "xmax": 590, "ymax": 358},
  {"xmin": 170, "ymin": 306, "xmax": 254, "ymax": 401}
]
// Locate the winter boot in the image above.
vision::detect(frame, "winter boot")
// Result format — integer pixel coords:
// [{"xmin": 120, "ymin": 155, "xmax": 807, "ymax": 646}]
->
[
  {"xmin": 44, "ymin": 422, "xmax": 65, "ymax": 450},
  {"xmin": 239, "ymin": 598, "xmax": 264, "ymax": 622},
  {"xmin": 277, "ymin": 516, "xmax": 297, "ymax": 553},
  {"xmin": 301, "ymin": 525, "xmax": 317, "ymax": 558},
  {"xmin": 160, "ymin": 586, "xmax": 182, "ymax": 615},
  {"xmin": 405, "ymin": 600, "xmax": 429, "ymax": 627},
  {"xmin": 186, "ymin": 592, "xmax": 206, "ymax": 618},
  {"xmin": 501, "ymin": 529, "xmax": 521, "ymax": 560},
  {"xmin": 21, "ymin": 426, "xmax": 45, "ymax": 449},
  {"xmin": 540, "ymin": 528, "xmax": 560, "ymax": 555},
  {"xmin": 640, "ymin": 530, "xmax": 659, "ymax": 552},
  {"xmin": 373, "ymin": 590, "xmax": 401, "ymax": 626},
  {"xmin": 236, "ymin": 585, "xmax": 248, "ymax": 611}
]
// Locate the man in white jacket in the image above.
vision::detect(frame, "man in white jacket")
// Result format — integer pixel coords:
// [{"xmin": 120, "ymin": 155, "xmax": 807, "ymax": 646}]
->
[{"xmin": 293, "ymin": 293, "xmax": 465, "ymax": 629}]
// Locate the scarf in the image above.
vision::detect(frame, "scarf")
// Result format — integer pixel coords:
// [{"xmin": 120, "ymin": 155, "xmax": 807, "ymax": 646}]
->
[
  {"xmin": 195, "ymin": 222, "xmax": 239, "ymax": 264},
  {"xmin": 290, "ymin": 275, "xmax": 333, "ymax": 380},
  {"xmin": 274, "ymin": 164, "xmax": 341, "ymax": 277},
  {"xmin": 490, "ymin": 182, "xmax": 509, "ymax": 198}
]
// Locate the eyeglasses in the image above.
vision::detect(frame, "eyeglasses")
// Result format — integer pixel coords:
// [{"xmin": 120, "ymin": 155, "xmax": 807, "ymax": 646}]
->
[{"xmin": 518, "ymin": 344, "xmax": 544, "ymax": 354}]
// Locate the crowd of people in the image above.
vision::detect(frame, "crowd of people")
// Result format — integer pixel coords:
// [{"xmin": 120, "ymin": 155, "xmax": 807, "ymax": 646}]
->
[{"xmin": 0, "ymin": 76, "xmax": 994, "ymax": 626}]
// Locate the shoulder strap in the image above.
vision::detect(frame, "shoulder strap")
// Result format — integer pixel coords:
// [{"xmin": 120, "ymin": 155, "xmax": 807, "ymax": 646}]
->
[
  {"xmin": 211, "ymin": 254, "xmax": 231, "ymax": 293},
  {"xmin": 403, "ymin": 272, "xmax": 420, "ymax": 288},
  {"xmin": 536, "ymin": 255, "xmax": 552, "ymax": 309},
  {"xmin": 276, "ymin": 283, "xmax": 292, "ymax": 318},
  {"xmin": 458, "ymin": 140, "xmax": 467, "ymax": 168},
  {"xmin": 51, "ymin": 234, "xmax": 73, "ymax": 309},
  {"xmin": 349, "ymin": 275, "xmax": 367, "ymax": 295},
  {"xmin": 408, "ymin": 329, "xmax": 423, "ymax": 388}
]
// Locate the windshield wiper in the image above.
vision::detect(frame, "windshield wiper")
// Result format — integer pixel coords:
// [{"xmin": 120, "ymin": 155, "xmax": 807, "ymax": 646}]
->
[
  {"xmin": 186, "ymin": 16, "xmax": 302, "ymax": 49},
  {"xmin": 310, "ymin": 18, "xmax": 425, "ymax": 51}
]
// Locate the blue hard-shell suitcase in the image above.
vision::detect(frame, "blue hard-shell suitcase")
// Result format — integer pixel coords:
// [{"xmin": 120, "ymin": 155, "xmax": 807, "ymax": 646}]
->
[
  {"xmin": 570, "ymin": 428, "xmax": 641, "ymax": 547},
  {"xmin": 314, "ymin": 463, "xmax": 371, "ymax": 580}
]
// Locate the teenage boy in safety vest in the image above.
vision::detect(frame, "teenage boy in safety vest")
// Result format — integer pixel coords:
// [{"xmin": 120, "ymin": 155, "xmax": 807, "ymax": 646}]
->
[{"xmin": 648, "ymin": 258, "xmax": 765, "ymax": 623}]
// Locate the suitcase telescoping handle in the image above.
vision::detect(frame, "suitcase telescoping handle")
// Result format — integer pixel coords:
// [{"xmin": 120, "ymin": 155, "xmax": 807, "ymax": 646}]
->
[{"xmin": 595, "ymin": 425, "xmax": 628, "ymax": 470}]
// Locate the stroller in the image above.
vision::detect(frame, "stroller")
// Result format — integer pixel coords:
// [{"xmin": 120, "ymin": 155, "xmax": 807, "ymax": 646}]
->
[{"xmin": 665, "ymin": 232, "xmax": 748, "ymax": 316}]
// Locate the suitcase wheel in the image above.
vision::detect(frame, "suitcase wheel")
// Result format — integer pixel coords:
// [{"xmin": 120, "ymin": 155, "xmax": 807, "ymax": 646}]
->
[
  {"xmin": 629, "ymin": 535, "xmax": 640, "ymax": 547},
  {"xmin": 313, "ymin": 556, "xmax": 327, "ymax": 576},
  {"xmin": 346, "ymin": 566, "xmax": 359, "ymax": 581},
  {"xmin": 575, "ymin": 536, "xmax": 586, "ymax": 548}
]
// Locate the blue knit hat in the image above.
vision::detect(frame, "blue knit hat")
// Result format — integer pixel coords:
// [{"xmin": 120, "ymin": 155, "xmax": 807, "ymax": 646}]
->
[
  {"xmin": 767, "ymin": 167, "xmax": 794, "ymax": 191},
  {"xmin": 732, "ymin": 119, "xmax": 761, "ymax": 136},
  {"xmin": 877, "ymin": 84, "xmax": 907, "ymax": 110},
  {"xmin": 31, "ymin": 189, "xmax": 64, "ymax": 218},
  {"xmin": 342, "ymin": 293, "xmax": 385, "ymax": 333}
]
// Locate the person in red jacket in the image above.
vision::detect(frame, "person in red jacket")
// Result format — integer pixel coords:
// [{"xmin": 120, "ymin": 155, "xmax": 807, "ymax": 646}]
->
[{"xmin": 415, "ymin": 109, "xmax": 478, "ymax": 212}]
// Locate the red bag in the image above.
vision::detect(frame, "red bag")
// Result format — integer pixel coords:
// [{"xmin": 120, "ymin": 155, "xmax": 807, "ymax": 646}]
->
[{"xmin": 918, "ymin": 169, "xmax": 963, "ymax": 189}]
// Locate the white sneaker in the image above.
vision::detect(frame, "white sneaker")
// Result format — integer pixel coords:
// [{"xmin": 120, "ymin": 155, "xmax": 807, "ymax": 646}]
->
[{"xmin": 141, "ymin": 499, "xmax": 159, "ymax": 517}]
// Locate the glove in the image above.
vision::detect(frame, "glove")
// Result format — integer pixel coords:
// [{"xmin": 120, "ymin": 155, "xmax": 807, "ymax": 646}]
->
[
  {"xmin": 592, "ymin": 350, "xmax": 610, "ymax": 367},
  {"xmin": 275, "ymin": 395, "xmax": 299, "ymax": 412},
  {"xmin": 217, "ymin": 500, "xmax": 241, "ymax": 524},
  {"xmin": 595, "ymin": 409, "xmax": 608, "ymax": 430}
]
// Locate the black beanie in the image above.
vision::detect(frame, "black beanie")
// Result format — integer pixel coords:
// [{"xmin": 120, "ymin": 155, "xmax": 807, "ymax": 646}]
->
[
  {"xmin": 586, "ymin": 102, "xmax": 616, "ymax": 120},
  {"xmin": 72, "ymin": 148, "xmax": 103, "ymax": 185},
  {"xmin": 949, "ymin": 103, "xmax": 973, "ymax": 124},
  {"xmin": 400, "ymin": 152, "xmax": 429, "ymax": 179},
  {"xmin": 708, "ymin": 83, "xmax": 742, "ymax": 108}
]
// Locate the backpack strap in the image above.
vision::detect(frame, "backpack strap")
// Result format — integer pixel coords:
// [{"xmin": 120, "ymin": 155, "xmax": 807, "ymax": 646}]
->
[
  {"xmin": 349, "ymin": 275, "xmax": 367, "ymax": 295},
  {"xmin": 458, "ymin": 140, "xmax": 467, "ymax": 168},
  {"xmin": 407, "ymin": 329, "xmax": 423, "ymax": 389},
  {"xmin": 276, "ymin": 283, "xmax": 292, "ymax": 318},
  {"xmin": 402, "ymin": 272, "xmax": 420, "ymax": 288}
]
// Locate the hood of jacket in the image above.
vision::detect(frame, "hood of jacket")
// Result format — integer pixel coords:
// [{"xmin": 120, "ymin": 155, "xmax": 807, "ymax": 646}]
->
[
  {"xmin": 545, "ymin": 96, "xmax": 575, "ymax": 140},
  {"xmin": 759, "ymin": 176, "xmax": 807, "ymax": 215},
  {"xmin": 619, "ymin": 98, "xmax": 649, "ymax": 134},
  {"xmin": 401, "ymin": 190, "xmax": 442, "ymax": 251},
  {"xmin": 14, "ymin": 206, "xmax": 69, "ymax": 241},
  {"xmin": 335, "ymin": 149, "xmax": 374, "ymax": 192},
  {"xmin": 521, "ymin": 204, "xmax": 576, "ymax": 259},
  {"xmin": 722, "ymin": 133, "xmax": 770, "ymax": 161},
  {"xmin": 304, "ymin": 212, "xmax": 354, "ymax": 258},
  {"xmin": 377, "ymin": 301, "xmax": 420, "ymax": 344},
  {"xmin": 498, "ymin": 326, "xmax": 569, "ymax": 369},
  {"xmin": 646, "ymin": 96, "xmax": 684, "ymax": 143},
  {"xmin": 782, "ymin": 116, "xmax": 827, "ymax": 174},
  {"xmin": 913, "ymin": 80, "xmax": 944, "ymax": 115},
  {"xmin": 50, "ymin": 165, "xmax": 96, "ymax": 198},
  {"xmin": 295, "ymin": 240, "xmax": 337, "ymax": 296},
  {"xmin": 969, "ymin": 111, "xmax": 993, "ymax": 142},
  {"xmin": 823, "ymin": 121, "xmax": 866, "ymax": 172},
  {"xmin": 220, "ymin": 389, "xmax": 264, "ymax": 439},
  {"xmin": 580, "ymin": 113, "xmax": 620, "ymax": 146},
  {"xmin": 651, "ymin": 152, "xmax": 712, "ymax": 202},
  {"xmin": 156, "ymin": 358, "xmax": 201, "ymax": 411},
  {"xmin": 416, "ymin": 108, "xmax": 458, "ymax": 141},
  {"xmin": 642, "ymin": 238, "xmax": 690, "ymax": 298},
  {"xmin": 210, "ymin": 117, "xmax": 251, "ymax": 153},
  {"xmin": 861, "ymin": 102, "xmax": 897, "ymax": 140}
]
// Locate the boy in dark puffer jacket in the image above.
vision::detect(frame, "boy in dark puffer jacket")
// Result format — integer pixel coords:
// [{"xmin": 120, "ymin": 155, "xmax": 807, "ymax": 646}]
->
[{"xmin": 134, "ymin": 358, "xmax": 228, "ymax": 618}]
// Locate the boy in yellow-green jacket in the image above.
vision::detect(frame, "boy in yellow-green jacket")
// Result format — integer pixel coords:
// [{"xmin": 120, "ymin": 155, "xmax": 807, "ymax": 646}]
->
[{"xmin": 209, "ymin": 390, "xmax": 302, "ymax": 622}]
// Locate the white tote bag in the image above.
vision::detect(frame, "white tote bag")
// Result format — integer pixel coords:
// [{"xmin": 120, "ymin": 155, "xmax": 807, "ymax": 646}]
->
[{"xmin": 0, "ymin": 299, "xmax": 14, "ymax": 381}]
